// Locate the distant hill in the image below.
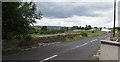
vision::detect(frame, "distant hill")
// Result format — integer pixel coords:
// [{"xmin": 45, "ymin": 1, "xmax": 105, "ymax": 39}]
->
[{"xmin": 33, "ymin": 26, "xmax": 71, "ymax": 30}]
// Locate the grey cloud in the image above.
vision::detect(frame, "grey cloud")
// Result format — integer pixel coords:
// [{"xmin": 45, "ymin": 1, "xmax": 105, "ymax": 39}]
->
[{"xmin": 35, "ymin": 2, "xmax": 113, "ymax": 18}]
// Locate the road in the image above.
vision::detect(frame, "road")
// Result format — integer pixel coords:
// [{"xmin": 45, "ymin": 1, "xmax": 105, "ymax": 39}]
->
[{"xmin": 2, "ymin": 34, "xmax": 110, "ymax": 62}]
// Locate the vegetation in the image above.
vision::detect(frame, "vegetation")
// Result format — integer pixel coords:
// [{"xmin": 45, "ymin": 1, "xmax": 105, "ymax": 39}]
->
[
  {"xmin": 2, "ymin": 2, "xmax": 42, "ymax": 56},
  {"xmin": 118, "ymin": 27, "xmax": 120, "ymax": 42},
  {"xmin": 87, "ymin": 31, "xmax": 107, "ymax": 37},
  {"xmin": 80, "ymin": 32, "xmax": 88, "ymax": 37},
  {"xmin": 2, "ymin": 2, "xmax": 42, "ymax": 40},
  {"xmin": 65, "ymin": 31, "xmax": 107, "ymax": 42},
  {"xmin": 41, "ymin": 26, "xmax": 47, "ymax": 31},
  {"xmin": 85, "ymin": 25, "xmax": 92, "ymax": 30},
  {"xmin": 71, "ymin": 25, "xmax": 92, "ymax": 30}
]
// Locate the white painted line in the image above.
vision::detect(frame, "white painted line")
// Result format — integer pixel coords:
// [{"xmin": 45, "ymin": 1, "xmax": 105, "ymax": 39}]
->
[
  {"xmin": 84, "ymin": 43, "xmax": 88, "ymax": 45},
  {"xmin": 40, "ymin": 55, "xmax": 58, "ymax": 62},
  {"xmin": 72, "ymin": 42, "xmax": 89, "ymax": 50},
  {"xmin": 80, "ymin": 43, "xmax": 88, "ymax": 47},
  {"xmin": 91, "ymin": 39, "xmax": 98, "ymax": 42},
  {"xmin": 75, "ymin": 46, "xmax": 79, "ymax": 48}
]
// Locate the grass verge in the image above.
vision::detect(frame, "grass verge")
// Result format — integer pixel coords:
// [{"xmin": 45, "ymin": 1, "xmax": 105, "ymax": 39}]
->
[{"xmin": 65, "ymin": 31, "xmax": 107, "ymax": 42}]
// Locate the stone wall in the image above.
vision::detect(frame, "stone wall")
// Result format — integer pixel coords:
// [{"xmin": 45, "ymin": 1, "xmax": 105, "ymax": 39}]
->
[{"xmin": 35, "ymin": 34, "xmax": 81, "ymax": 43}]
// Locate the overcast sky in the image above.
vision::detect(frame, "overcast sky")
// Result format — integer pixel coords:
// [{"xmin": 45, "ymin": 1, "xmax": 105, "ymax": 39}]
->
[{"xmin": 34, "ymin": 2, "xmax": 118, "ymax": 28}]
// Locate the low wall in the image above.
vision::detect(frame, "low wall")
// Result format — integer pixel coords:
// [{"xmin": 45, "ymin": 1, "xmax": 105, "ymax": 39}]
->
[
  {"xmin": 35, "ymin": 34, "xmax": 81, "ymax": 43},
  {"xmin": 3, "ymin": 34, "xmax": 81, "ymax": 48}
]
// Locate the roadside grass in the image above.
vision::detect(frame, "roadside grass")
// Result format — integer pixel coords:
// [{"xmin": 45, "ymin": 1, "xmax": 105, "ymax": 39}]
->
[
  {"xmin": 65, "ymin": 31, "xmax": 107, "ymax": 42},
  {"xmin": 23, "ymin": 31, "xmax": 107, "ymax": 43},
  {"xmin": 65, "ymin": 36, "xmax": 86, "ymax": 42},
  {"xmin": 87, "ymin": 31, "xmax": 107, "ymax": 37}
]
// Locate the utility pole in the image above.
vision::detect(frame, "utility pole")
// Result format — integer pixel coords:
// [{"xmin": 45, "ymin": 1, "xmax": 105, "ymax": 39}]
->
[{"xmin": 113, "ymin": 0, "xmax": 116, "ymax": 37}]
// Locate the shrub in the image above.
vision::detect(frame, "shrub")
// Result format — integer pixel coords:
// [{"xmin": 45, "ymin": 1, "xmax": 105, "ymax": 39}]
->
[
  {"xmin": 80, "ymin": 32, "xmax": 88, "ymax": 37},
  {"xmin": 91, "ymin": 31, "xmax": 95, "ymax": 33},
  {"xmin": 24, "ymin": 35, "xmax": 33, "ymax": 40}
]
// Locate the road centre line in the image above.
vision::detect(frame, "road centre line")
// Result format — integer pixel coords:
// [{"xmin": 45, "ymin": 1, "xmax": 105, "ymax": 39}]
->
[
  {"xmin": 91, "ymin": 39, "xmax": 98, "ymax": 42},
  {"xmin": 75, "ymin": 46, "xmax": 79, "ymax": 48},
  {"xmin": 40, "ymin": 55, "xmax": 58, "ymax": 62},
  {"xmin": 69, "ymin": 39, "xmax": 98, "ymax": 50},
  {"xmin": 80, "ymin": 43, "xmax": 88, "ymax": 47},
  {"xmin": 71, "ymin": 43, "xmax": 89, "ymax": 50}
]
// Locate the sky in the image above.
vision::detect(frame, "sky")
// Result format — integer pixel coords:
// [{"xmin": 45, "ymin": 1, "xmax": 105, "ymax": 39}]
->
[{"xmin": 34, "ymin": 2, "xmax": 119, "ymax": 28}]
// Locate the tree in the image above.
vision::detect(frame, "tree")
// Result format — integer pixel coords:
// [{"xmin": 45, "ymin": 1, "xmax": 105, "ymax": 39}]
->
[
  {"xmin": 104, "ymin": 27, "xmax": 106, "ymax": 29},
  {"xmin": 94, "ymin": 27, "xmax": 98, "ymax": 30},
  {"xmin": 85, "ymin": 25, "xmax": 92, "ymax": 30},
  {"xmin": 87, "ymin": 25, "xmax": 92, "ymax": 29},
  {"xmin": 85, "ymin": 25, "xmax": 88, "ymax": 30},
  {"xmin": 77, "ymin": 26, "xmax": 82, "ymax": 29},
  {"xmin": 99, "ymin": 27, "xmax": 102, "ymax": 31},
  {"xmin": 41, "ymin": 26, "xmax": 47, "ymax": 31},
  {"xmin": 2, "ymin": 2, "xmax": 42, "ymax": 39},
  {"xmin": 61, "ymin": 27, "xmax": 69, "ymax": 31},
  {"xmin": 71, "ymin": 26, "xmax": 78, "ymax": 30},
  {"xmin": 81, "ymin": 27, "xmax": 84, "ymax": 30}
]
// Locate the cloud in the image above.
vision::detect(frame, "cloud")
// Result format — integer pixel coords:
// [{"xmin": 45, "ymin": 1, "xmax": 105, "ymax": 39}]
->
[
  {"xmin": 36, "ymin": 2, "xmax": 113, "ymax": 18},
  {"xmin": 34, "ymin": 2, "xmax": 115, "ymax": 28},
  {"xmin": 35, "ymin": 15, "xmax": 114, "ymax": 27}
]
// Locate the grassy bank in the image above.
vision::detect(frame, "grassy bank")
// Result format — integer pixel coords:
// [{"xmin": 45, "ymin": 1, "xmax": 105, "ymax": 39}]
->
[{"xmin": 65, "ymin": 31, "xmax": 107, "ymax": 42}]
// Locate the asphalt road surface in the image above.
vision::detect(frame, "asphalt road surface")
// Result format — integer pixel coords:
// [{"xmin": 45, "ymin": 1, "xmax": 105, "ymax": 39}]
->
[{"xmin": 2, "ymin": 33, "xmax": 111, "ymax": 62}]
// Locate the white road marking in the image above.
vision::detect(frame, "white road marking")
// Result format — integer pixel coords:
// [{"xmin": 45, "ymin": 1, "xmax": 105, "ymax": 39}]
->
[
  {"xmin": 80, "ymin": 43, "xmax": 88, "ymax": 47},
  {"xmin": 67, "ymin": 38, "xmax": 99, "ymax": 50},
  {"xmin": 72, "ymin": 43, "xmax": 89, "ymax": 50},
  {"xmin": 40, "ymin": 55, "xmax": 58, "ymax": 62},
  {"xmin": 84, "ymin": 43, "xmax": 88, "ymax": 45},
  {"xmin": 75, "ymin": 46, "xmax": 79, "ymax": 48},
  {"xmin": 91, "ymin": 39, "xmax": 98, "ymax": 42}
]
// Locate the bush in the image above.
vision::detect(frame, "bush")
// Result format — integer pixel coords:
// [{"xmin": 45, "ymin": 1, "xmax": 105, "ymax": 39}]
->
[
  {"xmin": 80, "ymin": 32, "xmax": 88, "ymax": 37},
  {"xmin": 91, "ymin": 31, "xmax": 95, "ymax": 33},
  {"xmin": 24, "ymin": 35, "xmax": 33, "ymax": 40}
]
